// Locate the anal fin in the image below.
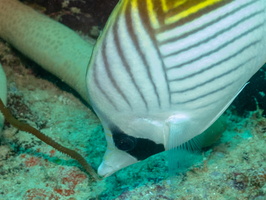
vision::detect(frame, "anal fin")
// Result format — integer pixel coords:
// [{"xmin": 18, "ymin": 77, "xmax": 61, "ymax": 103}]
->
[{"xmin": 166, "ymin": 115, "xmax": 202, "ymax": 175}]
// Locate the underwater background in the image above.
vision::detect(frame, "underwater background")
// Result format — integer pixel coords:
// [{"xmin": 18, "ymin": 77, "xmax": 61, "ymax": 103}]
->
[{"xmin": 0, "ymin": 0, "xmax": 265, "ymax": 199}]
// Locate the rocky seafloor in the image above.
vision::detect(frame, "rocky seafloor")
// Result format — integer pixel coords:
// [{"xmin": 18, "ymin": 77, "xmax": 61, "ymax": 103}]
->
[{"xmin": 0, "ymin": 1, "xmax": 265, "ymax": 199}]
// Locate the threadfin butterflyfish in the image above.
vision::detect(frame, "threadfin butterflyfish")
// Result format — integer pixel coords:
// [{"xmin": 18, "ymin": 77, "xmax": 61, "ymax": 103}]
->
[{"xmin": 86, "ymin": 0, "xmax": 266, "ymax": 177}]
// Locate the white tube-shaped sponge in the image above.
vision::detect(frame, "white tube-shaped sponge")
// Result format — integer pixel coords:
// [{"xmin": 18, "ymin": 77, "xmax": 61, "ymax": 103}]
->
[{"xmin": 0, "ymin": 0, "xmax": 94, "ymax": 102}]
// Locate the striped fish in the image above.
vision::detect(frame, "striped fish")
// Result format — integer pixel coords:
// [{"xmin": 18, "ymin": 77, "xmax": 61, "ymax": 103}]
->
[{"xmin": 86, "ymin": 0, "xmax": 266, "ymax": 177}]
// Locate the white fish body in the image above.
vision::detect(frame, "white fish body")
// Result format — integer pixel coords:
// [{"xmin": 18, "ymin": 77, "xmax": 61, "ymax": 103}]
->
[{"xmin": 86, "ymin": 0, "xmax": 266, "ymax": 177}]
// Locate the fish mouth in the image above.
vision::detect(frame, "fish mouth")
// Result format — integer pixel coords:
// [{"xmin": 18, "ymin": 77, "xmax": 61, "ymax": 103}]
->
[
  {"xmin": 97, "ymin": 148, "xmax": 138, "ymax": 177},
  {"xmin": 97, "ymin": 162, "xmax": 116, "ymax": 177}
]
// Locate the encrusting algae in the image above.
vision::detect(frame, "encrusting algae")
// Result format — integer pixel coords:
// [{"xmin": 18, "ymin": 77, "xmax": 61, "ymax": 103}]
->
[{"xmin": 0, "ymin": 98, "xmax": 99, "ymax": 181}]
